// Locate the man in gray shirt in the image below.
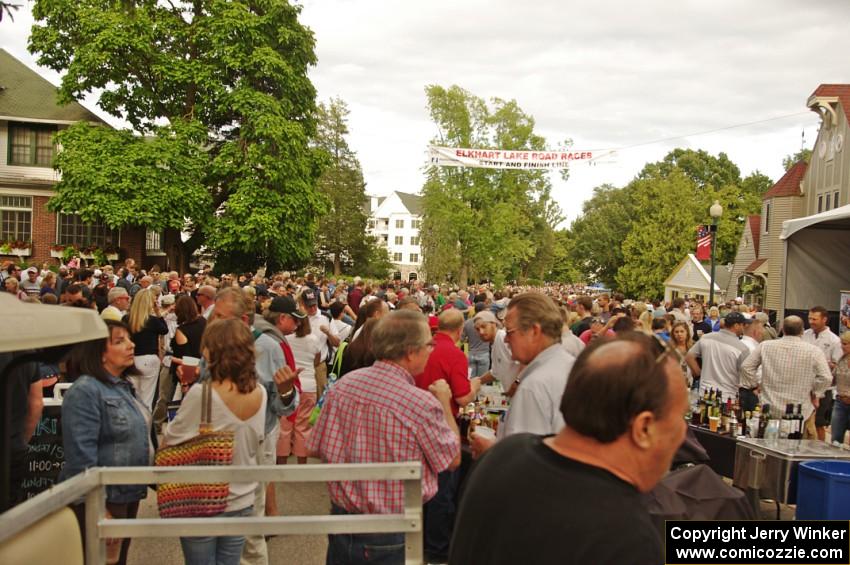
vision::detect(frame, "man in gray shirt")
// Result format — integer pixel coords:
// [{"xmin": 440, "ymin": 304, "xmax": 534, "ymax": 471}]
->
[
  {"xmin": 685, "ymin": 311, "xmax": 750, "ymax": 398},
  {"xmin": 471, "ymin": 293, "xmax": 575, "ymax": 458},
  {"xmin": 463, "ymin": 302, "xmax": 491, "ymax": 377}
]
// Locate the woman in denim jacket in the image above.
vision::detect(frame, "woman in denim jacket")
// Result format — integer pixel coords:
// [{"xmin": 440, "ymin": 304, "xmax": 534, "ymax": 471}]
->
[{"xmin": 61, "ymin": 319, "xmax": 153, "ymax": 565}]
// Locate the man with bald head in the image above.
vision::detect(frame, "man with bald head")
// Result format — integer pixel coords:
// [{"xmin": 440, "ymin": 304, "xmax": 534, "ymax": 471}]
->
[
  {"xmin": 450, "ymin": 332, "xmax": 687, "ymax": 565},
  {"xmin": 741, "ymin": 315, "xmax": 832, "ymax": 438},
  {"xmin": 414, "ymin": 307, "xmax": 481, "ymax": 563}
]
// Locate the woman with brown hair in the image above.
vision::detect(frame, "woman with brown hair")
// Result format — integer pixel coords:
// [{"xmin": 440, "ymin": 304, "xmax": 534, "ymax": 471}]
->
[
  {"xmin": 164, "ymin": 319, "xmax": 266, "ymax": 565},
  {"xmin": 61, "ymin": 320, "xmax": 149, "ymax": 565},
  {"xmin": 670, "ymin": 320, "xmax": 693, "ymax": 385}
]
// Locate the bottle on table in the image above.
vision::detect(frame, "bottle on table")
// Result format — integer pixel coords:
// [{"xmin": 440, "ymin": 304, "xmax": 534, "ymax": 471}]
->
[
  {"xmin": 758, "ymin": 404, "xmax": 770, "ymax": 439},
  {"xmin": 779, "ymin": 404, "xmax": 792, "ymax": 439}
]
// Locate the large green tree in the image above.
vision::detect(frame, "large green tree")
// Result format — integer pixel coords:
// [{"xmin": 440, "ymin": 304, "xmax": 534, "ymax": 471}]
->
[
  {"xmin": 564, "ymin": 148, "xmax": 770, "ymax": 297},
  {"xmin": 30, "ymin": 0, "xmax": 326, "ymax": 271},
  {"xmin": 565, "ymin": 183, "xmax": 635, "ymax": 286},
  {"xmin": 311, "ymin": 97, "xmax": 384, "ymax": 275},
  {"xmin": 782, "ymin": 148, "xmax": 812, "ymax": 170},
  {"xmin": 421, "ymin": 85, "xmax": 562, "ymax": 286}
]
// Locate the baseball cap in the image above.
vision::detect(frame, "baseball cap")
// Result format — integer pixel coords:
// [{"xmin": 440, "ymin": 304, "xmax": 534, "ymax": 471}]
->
[
  {"xmin": 473, "ymin": 310, "xmax": 499, "ymax": 326},
  {"xmin": 26, "ymin": 266, "xmax": 38, "ymax": 274},
  {"xmin": 270, "ymin": 295, "xmax": 306, "ymax": 319},
  {"xmin": 301, "ymin": 289, "xmax": 318, "ymax": 307},
  {"xmin": 724, "ymin": 312, "xmax": 750, "ymax": 326}
]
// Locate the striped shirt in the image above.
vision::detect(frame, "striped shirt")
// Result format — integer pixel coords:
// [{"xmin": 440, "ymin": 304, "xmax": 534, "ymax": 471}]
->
[
  {"xmin": 740, "ymin": 336, "xmax": 832, "ymax": 420},
  {"xmin": 307, "ymin": 360, "xmax": 458, "ymax": 514}
]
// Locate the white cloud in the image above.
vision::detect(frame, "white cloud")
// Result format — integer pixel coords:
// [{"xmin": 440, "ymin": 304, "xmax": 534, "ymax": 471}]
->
[{"xmin": 3, "ymin": 0, "xmax": 847, "ymax": 224}]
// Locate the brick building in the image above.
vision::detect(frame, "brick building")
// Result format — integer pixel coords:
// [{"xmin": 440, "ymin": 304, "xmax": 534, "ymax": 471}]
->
[{"xmin": 0, "ymin": 49, "xmax": 177, "ymax": 269}]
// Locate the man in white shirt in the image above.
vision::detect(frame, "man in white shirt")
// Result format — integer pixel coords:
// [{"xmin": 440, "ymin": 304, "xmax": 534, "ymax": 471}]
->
[
  {"xmin": 804, "ymin": 306, "xmax": 843, "ymax": 441},
  {"xmin": 473, "ymin": 310, "xmax": 522, "ymax": 390},
  {"xmin": 196, "ymin": 285, "xmax": 216, "ymax": 319},
  {"xmin": 101, "ymin": 287, "xmax": 130, "ymax": 321},
  {"xmin": 19, "ymin": 266, "xmax": 41, "ymax": 297},
  {"xmin": 300, "ymin": 288, "xmax": 339, "ymax": 396},
  {"xmin": 741, "ymin": 316, "xmax": 832, "ymax": 438}
]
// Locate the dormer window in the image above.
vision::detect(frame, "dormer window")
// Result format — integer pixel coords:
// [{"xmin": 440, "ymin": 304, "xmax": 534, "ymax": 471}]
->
[{"xmin": 8, "ymin": 122, "xmax": 57, "ymax": 166}]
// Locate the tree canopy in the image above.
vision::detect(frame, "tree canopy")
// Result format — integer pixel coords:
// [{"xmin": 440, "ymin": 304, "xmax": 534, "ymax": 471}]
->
[
  {"xmin": 420, "ymin": 85, "xmax": 563, "ymax": 286},
  {"xmin": 30, "ymin": 0, "xmax": 325, "ymax": 272},
  {"xmin": 311, "ymin": 97, "xmax": 392, "ymax": 277},
  {"xmin": 563, "ymin": 148, "xmax": 771, "ymax": 298}
]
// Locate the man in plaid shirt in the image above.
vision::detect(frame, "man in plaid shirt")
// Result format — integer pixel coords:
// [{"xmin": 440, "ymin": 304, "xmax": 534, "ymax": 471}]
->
[
  {"xmin": 741, "ymin": 315, "xmax": 832, "ymax": 436},
  {"xmin": 308, "ymin": 309, "xmax": 460, "ymax": 565}
]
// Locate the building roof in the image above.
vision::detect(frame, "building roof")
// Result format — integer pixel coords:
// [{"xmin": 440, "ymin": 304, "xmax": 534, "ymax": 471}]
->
[
  {"xmin": 664, "ymin": 254, "xmax": 723, "ymax": 293},
  {"xmin": 748, "ymin": 215, "xmax": 761, "ymax": 258},
  {"xmin": 745, "ymin": 258, "xmax": 767, "ymax": 273},
  {"xmin": 395, "ymin": 191, "xmax": 422, "ymax": 216},
  {"xmin": 810, "ymin": 84, "xmax": 850, "ymax": 126},
  {"xmin": 0, "ymin": 49, "xmax": 103, "ymax": 123},
  {"xmin": 763, "ymin": 161, "xmax": 806, "ymax": 199}
]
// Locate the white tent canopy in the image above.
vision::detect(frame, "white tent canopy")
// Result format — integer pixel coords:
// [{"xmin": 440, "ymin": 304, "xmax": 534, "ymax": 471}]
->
[
  {"xmin": 781, "ymin": 204, "xmax": 850, "ymax": 314},
  {"xmin": 0, "ymin": 294, "xmax": 107, "ymax": 353}
]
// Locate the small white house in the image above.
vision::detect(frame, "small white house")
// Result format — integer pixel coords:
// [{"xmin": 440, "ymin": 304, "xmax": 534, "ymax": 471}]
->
[
  {"xmin": 664, "ymin": 254, "xmax": 731, "ymax": 304},
  {"xmin": 365, "ymin": 191, "xmax": 422, "ymax": 280}
]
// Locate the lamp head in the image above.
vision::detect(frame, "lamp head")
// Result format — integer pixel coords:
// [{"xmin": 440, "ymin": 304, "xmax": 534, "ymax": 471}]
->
[{"xmin": 709, "ymin": 200, "xmax": 723, "ymax": 219}]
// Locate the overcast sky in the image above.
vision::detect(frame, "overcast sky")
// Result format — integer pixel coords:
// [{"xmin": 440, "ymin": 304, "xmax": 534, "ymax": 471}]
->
[{"xmin": 2, "ymin": 0, "xmax": 848, "ymax": 225}]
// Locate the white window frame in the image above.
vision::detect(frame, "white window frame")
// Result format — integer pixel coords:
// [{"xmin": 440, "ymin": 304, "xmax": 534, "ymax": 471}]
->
[
  {"xmin": 0, "ymin": 195, "xmax": 33, "ymax": 242},
  {"xmin": 395, "ymin": 219, "xmax": 404, "ymax": 229}
]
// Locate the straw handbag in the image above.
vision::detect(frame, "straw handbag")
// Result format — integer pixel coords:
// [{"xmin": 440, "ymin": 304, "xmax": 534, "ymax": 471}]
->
[{"xmin": 155, "ymin": 380, "xmax": 234, "ymax": 518}]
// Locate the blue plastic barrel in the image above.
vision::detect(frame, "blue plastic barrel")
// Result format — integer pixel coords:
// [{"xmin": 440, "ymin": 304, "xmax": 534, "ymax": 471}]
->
[{"xmin": 796, "ymin": 460, "xmax": 850, "ymax": 520}]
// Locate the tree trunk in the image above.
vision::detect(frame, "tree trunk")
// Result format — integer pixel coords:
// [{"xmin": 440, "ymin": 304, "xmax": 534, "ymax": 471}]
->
[
  {"xmin": 333, "ymin": 253, "xmax": 341, "ymax": 276},
  {"xmin": 459, "ymin": 263, "xmax": 469, "ymax": 288}
]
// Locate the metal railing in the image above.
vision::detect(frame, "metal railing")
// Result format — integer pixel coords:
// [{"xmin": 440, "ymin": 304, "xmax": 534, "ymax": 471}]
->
[{"xmin": 0, "ymin": 463, "xmax": 423, "ymax": 565}]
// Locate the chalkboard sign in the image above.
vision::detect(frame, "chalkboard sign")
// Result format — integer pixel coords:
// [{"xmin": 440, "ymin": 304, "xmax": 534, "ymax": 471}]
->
[{"xmin": 20, "ymin": 404, "xmax": 64, "ymax": 500}]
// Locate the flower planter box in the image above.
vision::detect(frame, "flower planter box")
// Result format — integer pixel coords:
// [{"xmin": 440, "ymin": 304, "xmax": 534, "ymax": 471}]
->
[
  {"xmin": 50, "ymin": 250, "xmax": 66, "ymax": 258},
  {"xmin": 106, "ymin": 253, "xmax": 119, "ymax": 261},
  {"xmin": 1, "ymin": 247, "xmax": 31, "ymax": 256}
]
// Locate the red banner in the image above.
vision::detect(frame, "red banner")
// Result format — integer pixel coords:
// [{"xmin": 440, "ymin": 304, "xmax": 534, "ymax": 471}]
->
[{"xmin": 696, "ymin": 225, "xmax": 711, "ymax": 260}]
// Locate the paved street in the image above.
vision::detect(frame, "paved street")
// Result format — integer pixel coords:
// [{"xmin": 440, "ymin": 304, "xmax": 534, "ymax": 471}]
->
[{"xmin": 129, "ymin": 462, "xmax": 329, "ymax": 565}]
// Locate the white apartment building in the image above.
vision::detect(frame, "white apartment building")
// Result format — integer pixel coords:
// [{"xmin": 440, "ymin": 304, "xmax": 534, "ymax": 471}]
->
[{"xmin": 366, "ymin": 191, "xmax": 422, "ymax": 280}]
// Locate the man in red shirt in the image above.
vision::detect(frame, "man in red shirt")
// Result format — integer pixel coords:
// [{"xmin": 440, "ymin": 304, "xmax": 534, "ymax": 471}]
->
[{"xmin": 414, "ymin": 308, "xmax": 481, "ymax": 563}]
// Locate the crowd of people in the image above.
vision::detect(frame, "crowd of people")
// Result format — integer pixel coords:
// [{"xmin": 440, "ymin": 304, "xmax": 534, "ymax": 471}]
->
[{"xmin": 4, "ymin": 255, "xmax": 849, "ymax": 565}]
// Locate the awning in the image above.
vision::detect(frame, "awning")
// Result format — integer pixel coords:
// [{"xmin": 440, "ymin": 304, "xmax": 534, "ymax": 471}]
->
[
  {"xmin": 744, "ymin": 259, "xmax": 768, "ymax": 276},
  {"xmin": 781, "ymin": 204, "xmax": 850, "ymax": 240},
  {"xmin": 780, "ymin": 204, "xmax": 850, "ymax": 313},
  {"xmin": 0, "ymin": 294, "xmax": 107, "ymax": 352}
]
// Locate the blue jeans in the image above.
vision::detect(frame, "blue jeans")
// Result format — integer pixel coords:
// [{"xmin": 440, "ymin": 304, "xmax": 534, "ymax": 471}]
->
[
  {"xmin": 423, "ymin": 468, "xmax": 458, "ymax": 562},
  {"xmin": 326, "ymin": 504, "xmax": 404, "ymax": 565},
  {"xmin": 832, "ymin": 399, "xmax": 850, "ymax": 444},
  {"xmin": 468, "ymin": 352, "xmax": 490, "ymax": 378},
  {"xmin": 180, "ymin": 506, "xmax": 252, "ymax": 565}
]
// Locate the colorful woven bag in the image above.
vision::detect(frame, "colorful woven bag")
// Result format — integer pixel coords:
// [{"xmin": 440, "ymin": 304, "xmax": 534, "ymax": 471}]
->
[{"xmin": 155, "ymin": 380, "xmax": 234, "ymax": 518}]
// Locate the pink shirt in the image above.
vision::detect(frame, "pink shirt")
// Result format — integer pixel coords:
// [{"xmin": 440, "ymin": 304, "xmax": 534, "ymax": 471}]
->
[{"xmin": 307, "ymin": 361, "xmax": 458, "ymax": 514}]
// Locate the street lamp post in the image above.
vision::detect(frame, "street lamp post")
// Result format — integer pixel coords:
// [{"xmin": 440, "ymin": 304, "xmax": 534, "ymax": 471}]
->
[{"xmin": 708, "ymin": 200, "xmax": 723, "ymax": 306}]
